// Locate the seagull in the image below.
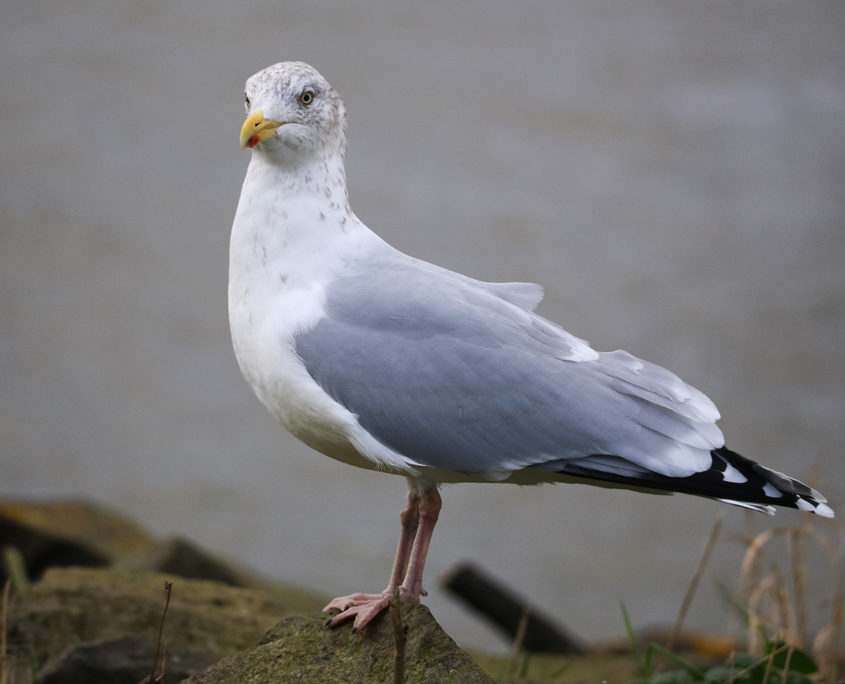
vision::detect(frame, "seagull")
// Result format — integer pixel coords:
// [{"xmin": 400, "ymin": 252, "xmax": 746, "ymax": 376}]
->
[{"xmin": 229, "ymin": 61, "xmax": 834, "ymax": 630}]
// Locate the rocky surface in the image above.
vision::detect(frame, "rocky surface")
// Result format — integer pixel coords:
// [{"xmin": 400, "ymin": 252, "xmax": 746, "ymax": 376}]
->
[
  {"xmin": 0, "ymin": 499, "xmax": 152, "ymax": 582},
  {"xmin": 0, "ymin": 498, "xmax": 729, "ymax": 683},
  {"xmin": 0, "ymin": 499, "xmax": 286, "ymax": 590},
  {"xmin": 0, "ymin": 501, "xmax": 495, "ymax": 683},
  {"xmin": 6, "ymin": 566, "xmax": 319, "ymax": 683},
  {"xmin": 6, "ymin": 566, "xmax": 493, "ymax": 683},
  {"xmin": 185, "ymin": 604, "xmax": 494, "ymax": 684}
]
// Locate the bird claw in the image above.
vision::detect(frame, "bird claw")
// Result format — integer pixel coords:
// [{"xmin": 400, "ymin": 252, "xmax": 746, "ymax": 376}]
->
[
  {"xmin": 323, "ymin": 592, "xmax": 385, "ymax": 613},
  {"xmin": 323, "ymin": 588, "xmax": 420, "ymax": 630}
]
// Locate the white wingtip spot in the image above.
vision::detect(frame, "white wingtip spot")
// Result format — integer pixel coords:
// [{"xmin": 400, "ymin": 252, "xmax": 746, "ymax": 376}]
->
[
  {"xmin": 814, "ymin": 502, "xmax": 835, "ymax": 518},
  {"xmin": 796, "ymin": 498, "xmax": 815, "ymax": 512},
  {"xmin": 762, "ymin": 482, "xmax": 782, "ymax": 498},
  {"xmin": 722, "ymin": 463, "xmax": 748, "ymax": 484}
]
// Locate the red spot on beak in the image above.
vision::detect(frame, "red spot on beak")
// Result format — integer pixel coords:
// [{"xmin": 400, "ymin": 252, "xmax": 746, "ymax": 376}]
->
[{"xmin": 246, "ymin": 135, "xmax": 261, "ymax": 149}]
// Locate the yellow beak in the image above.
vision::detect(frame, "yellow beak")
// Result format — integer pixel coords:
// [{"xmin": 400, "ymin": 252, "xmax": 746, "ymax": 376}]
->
[{"xmin": 240, "ymin": 110, "xmax": 284, "ymax": 150}]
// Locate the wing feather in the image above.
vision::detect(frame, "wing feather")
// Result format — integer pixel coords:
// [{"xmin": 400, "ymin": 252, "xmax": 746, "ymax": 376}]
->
[{"xmin": 296, "ymin": 256, "xmax": 720, "ymax": 479}]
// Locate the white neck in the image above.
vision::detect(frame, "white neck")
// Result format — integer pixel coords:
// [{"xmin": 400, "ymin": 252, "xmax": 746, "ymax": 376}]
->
[
  {"xmin": 238, "ymin": 145, "xmax": 351, "ymax": 219},
  {"xmin": 229, "ymin": 147, "xmax": 379, "ymax": 295}
]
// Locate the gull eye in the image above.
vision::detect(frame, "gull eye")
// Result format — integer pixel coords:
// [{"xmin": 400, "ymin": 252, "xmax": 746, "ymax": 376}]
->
[
  {"xmin": 244, "ymin": 94, "xmax": 250, "ymax": 111},
  {"xmin": 299, "ymin": 89, "xmax": 315, "ymax": 106}
]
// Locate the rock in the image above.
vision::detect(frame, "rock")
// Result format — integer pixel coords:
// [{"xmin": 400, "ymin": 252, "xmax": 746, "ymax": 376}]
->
[
  {"xmin": 185, "ymin": 604, "xmax": 495, "ymax": 684},
  {"xmin": 0, "ymin": 498, "xmax": 328, "ymax": 601},
  {"xmin": 0, "ymin": 499, "xmax": 152, "ymax": 582},
  {"xmin": 1, "ymin": 501, "xmax": 495, "ymax": 682},
  {"xmin": 120, "ymin": 535, "xmax": 248, "ymax": 587},
  {"xmin": 37, "ymin": 635, "xmax": 210, "ymax": 684},
  {"xmin": 8, "ymin": 566, "xmax": 323, "ymax": 682},
  {"xmin": 8, "ymin": 567, "xmax": 492, "ymax": 684}
]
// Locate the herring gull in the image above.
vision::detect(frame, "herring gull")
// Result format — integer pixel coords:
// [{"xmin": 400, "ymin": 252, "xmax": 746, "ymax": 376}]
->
[{"xmin": 229, "ymin": 61, "xmax": 834, "ymax": 630}]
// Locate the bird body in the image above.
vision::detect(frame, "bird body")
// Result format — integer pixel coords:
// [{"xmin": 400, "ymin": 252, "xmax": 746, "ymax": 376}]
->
[{"xmin": 229, "ymin": 61, "xmax": 833, "ymax": 629}]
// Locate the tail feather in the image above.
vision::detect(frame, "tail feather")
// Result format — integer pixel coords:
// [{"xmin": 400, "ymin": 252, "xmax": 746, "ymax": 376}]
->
[{"xmin": 556, "ymin": 446, "xmax": 834, "ymax": 518}]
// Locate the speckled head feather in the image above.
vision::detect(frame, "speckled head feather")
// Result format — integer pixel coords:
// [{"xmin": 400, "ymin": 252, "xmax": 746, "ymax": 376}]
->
[{"xmin": 243, "ymin": 61, "xmax": 347, "ymax": 161}]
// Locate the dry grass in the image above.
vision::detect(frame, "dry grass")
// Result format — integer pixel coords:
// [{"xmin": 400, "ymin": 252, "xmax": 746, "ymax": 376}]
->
[
  {"xmin": 734, "ymin": 510, "xmax": 843, "ymax": 680},
  {"xmin": 479, "ymin": 505, "xmax": 843, "ymax": 683},
  {"xmin": 668, "ymin": 513, "xmax": 725, "ymax": 654},
  {"xmin": 137, "ymin": 580, "xmax": 173, "ymax": 684}
]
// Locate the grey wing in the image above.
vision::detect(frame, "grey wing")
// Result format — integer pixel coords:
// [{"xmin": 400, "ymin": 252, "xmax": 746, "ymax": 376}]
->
[
  {"xmin": 295, "ymin": 260, "xmax": 723, "ymax": 479},
  {"xmin": 398, "ymin": 253, "xmax": 546, "ymax": 312},
  {"xmin": 476, "ymin": 279, "xmax": 544, "ymax": 311}
]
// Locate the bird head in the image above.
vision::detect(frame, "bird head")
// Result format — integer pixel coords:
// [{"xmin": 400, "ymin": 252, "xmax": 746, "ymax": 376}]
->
[{"xmin": 239, "ymin": 62, "xmax": 347, "ymax": 162}]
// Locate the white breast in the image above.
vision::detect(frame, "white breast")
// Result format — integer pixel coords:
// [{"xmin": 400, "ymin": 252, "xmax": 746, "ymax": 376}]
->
[{"xmin": 228, "ymin": 184, "xmax": 414, "ymax": 473}]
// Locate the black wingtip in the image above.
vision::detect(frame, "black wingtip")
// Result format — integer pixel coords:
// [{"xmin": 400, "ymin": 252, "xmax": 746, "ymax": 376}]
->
[
  {"xmin": 709, "ymin": 447, "xmax": 834, "ymax": 518},
  {"xmin": 556, "ymin": 447, "xmax": 834, "ymax": 517}
]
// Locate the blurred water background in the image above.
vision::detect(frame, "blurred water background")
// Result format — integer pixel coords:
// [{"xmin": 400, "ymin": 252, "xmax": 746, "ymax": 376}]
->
[{"xmin": 2, "ymin": 0, "xmax": 843, "ymax": 652}]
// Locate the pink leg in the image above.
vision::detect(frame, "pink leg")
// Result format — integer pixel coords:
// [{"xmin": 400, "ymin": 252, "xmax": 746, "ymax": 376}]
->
[
  {"xmin": 388, "ymin": 490, "xmax": 421, "ymax": 588},
  {"xmin": 323, "ymin": 486, "xmax": 440, "ymax": 630},
  {"xmin": 399, "ymin": 488, "xmax": 441, "ymax": 599},
  {"xmin": 323, "ymin": 489, "xmax": 424, "ymax": 629}
]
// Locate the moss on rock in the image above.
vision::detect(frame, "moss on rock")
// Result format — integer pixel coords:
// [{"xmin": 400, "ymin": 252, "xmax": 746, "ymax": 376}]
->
[
  {"xmin": 185, "ymin": 604, "xmax": 494, "ymax": 684},
  {"xmin": 8, "ymin": 566, "xmax": 323, "ymax": 681}
]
